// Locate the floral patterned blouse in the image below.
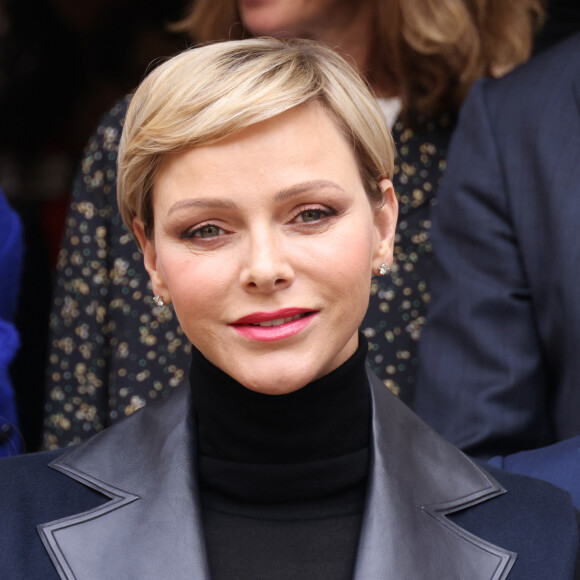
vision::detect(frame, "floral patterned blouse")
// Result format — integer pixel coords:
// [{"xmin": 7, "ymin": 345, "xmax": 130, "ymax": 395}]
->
[{"xmin": 43, "ymin": 96, "xmax": 453, "ymax": 448}]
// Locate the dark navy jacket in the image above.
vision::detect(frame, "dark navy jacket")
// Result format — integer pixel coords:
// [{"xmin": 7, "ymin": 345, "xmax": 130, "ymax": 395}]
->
[
  {"xmin": 415, "ymin": 32, "xmax": 580, "ymax": 459},
  {"xmin": 0, "ymin": 373, "xmax": 578, "ymax": 579},
  {"xmin": 489, "ymin": 435, "xmax": 580, "ymax": 510}
]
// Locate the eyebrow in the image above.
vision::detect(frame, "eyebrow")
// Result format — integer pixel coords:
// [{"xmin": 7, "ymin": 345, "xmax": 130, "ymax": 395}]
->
[
  {"xmin": 167, "ymin": 198, "xmax": 237, "ymax": 215},
  {"xmin": 167, "ymin": 180, "xmax": 345, "ymax": 215},
  {"xmin": 274, "ymin": 180, "xmax": 346, "ymax": 202}
]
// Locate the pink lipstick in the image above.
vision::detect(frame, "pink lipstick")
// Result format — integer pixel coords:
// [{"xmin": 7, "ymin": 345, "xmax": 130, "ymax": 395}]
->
[{"xmin": 231, "ymin": 308, "xmax": 317, "ymax": 341}]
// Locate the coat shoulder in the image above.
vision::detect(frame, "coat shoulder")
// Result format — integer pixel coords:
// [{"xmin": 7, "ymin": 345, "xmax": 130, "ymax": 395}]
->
[
  {"xmin": 0, "ymin": 448, "xmax": 109, "ymax": 578},
  {"xmin": 477, "ymin": 31, "xmax": 580, "ymax": 123},
  {"xmin": 451, "ymin": 464, "xmax": 579, "ymax": 579}
]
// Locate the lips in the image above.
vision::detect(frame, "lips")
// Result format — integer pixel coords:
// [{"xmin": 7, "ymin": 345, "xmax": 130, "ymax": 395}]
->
[
  {"xmin": 232, "ymin": 308, "xmax": 314, "ymax": 325},
  {"xmin": 231, "ymin": 308, "xmax": 317, "ymax": 341},
  {"xmin": 247, "ymin": 313, "xmax": 307, "ymax": 327}
]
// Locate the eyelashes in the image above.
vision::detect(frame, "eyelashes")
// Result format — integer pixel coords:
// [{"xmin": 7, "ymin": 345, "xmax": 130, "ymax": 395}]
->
[
  {"xmin": 179, "ymin": 204, "xmax": 339, "ymax": 241},
  {"xmin": 292, "ymin": 206, "xmax": 337, "ymax": 223},
  {"xmin": 181, "ymin": 223, "xmax": 225, "ymax": 240}
]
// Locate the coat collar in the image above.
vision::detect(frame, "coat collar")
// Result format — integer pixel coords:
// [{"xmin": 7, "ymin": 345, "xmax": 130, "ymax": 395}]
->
[
  {"xmin": 39, "ymin": 373, "xmax": 515, "ymax": 580},
  {"xmin": 353, "ymin": 372, "xmax": 514, "ymax": 579},
  {"xmin": 39, "ymin": 384, "xmax": 209, "ymax": 580}
]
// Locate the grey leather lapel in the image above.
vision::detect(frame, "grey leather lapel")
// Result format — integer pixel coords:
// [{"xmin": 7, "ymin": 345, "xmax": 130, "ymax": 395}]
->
[
  {"xmin": 353, "ymin": 371, "xmax": 516, "ymax": 580},
  {"xmin": 38, "ymin": 384, "xmax": 210, "ymax": 580},
  {"xmin": 39, "ymin": 372, "xmax": 516, "ymax": 580}
]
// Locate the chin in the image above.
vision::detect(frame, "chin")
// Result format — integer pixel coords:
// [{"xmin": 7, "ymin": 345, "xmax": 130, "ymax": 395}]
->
[
  {"xmin": 240, "ymin": 8, "xmax": 300, "ymax": 38},
  {"xmin": 237, "ymin": 367, "xmax": 315, "ymax": 396},
  {"xmin": 249, "ymin": 384, "xmax": 307, "ymax": 396},
  {"xmin": 244, "ymin": 21, "xmax": 288, "ymax": 37}
]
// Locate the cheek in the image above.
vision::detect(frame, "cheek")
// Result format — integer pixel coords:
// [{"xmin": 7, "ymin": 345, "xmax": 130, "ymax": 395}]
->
[
  {"xmin": 157, "ymin": 251, "xmax": 226, "ymax": 316},
  {"xmin": 168, "ymin": 274, "xmax": 225, "ymax": 348},
  {"xmin": 316, "ymin": 226, "xmax": 375, "ymax": 296},
  {"xmin": 334, "ymin": 218, "xmax": 375, "ymax": 269}
]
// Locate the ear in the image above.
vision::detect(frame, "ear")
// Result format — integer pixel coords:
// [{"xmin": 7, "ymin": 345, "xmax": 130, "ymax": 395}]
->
[
  {"xmin": 133, "ymin": 218, "xmax": 171, "ymax": 303},
  {"xmin": 371, "ymin": 178, "xmax": 398, "ymax": 273}
]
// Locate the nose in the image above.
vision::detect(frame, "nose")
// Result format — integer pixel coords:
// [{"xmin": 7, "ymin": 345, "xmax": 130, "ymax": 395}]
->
[{"xmin": 239, "ymin": 227, "xmax": 294, "ymax": 292}]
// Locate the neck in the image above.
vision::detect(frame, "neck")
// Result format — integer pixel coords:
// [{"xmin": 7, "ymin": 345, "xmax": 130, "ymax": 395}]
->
[
  {"xmin": 189, "ymin": 335, "xmax": 371, "ymax": 464},
  {"xmin": 299, "ymin": 1, "xmax": 392, "ymax": 97}
]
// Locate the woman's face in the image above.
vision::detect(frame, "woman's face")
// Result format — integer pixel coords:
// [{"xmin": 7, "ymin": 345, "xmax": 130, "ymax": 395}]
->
[
  {"xmin": 135, "ymin": 103, "xmax": 396, "ymax": 394},
  {"xmin": 237, "ymin": 0, "xmax": 366, "ymax": 38}
]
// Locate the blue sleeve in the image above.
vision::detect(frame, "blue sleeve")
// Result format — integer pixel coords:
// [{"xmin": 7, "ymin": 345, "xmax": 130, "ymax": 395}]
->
[
  {"xmin": 489, "ymin": 437, "xmax": 580, "ymax": 510},
  {"xmin": 0, "ymin": 189, "xmax": 23, "ymax": 456}
]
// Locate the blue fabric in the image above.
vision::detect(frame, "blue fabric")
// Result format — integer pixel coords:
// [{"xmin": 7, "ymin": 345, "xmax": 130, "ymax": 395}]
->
[
  {"xmin": 452, "ymin": 464, "xmax": 579, "ymax": 579},
  {"xmin": 0, "ymin": 189, "xmax": 23, "ymax": 457},
  {"xmin": 489, "ymin": 436, "xmax": 580, "ymax": 510},
  {"xmin": 415, "ymin": 32, "xmax": 580, "ymax": 458},
  {"xmin": 0, "ymin": 190, "xmax": 23, "ymax": 322},
  {"xmin": 0, "ymin": 448, "xmax": 107, "ymax": 579}
]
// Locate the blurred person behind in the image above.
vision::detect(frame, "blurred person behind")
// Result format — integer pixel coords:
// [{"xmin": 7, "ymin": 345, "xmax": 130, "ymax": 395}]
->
[
  {"xmin": 43, "ymin": 0, "xmax": 544, "ymax": 449},
  {"xmin": 415, "ymin": 31, "xmax": 580, "ymax": 458},
  {"xmin": 0, "ymin": 0, "xmax": 190, "ymax": 452},
  {"xmin": 0, "ymin": 188, "xmax": 23, "ymax": 457}
]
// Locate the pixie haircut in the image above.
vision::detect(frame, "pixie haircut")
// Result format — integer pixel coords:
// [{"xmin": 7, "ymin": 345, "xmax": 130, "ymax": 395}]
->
[{"xmin": 117, "ymin": 37, "xmax": 396, "ymax": 242}]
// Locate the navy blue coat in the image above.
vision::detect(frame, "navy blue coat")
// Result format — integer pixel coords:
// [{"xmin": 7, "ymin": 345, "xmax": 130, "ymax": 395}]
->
[
  {"xmin": 489, "ymin": 435, "xmax": 580, "ymax": 510},
  {"xmin": 0, "ymin": 372, "xmax": 578, "ymax": 579},
  {"xmin": 415, "ymin": 32, "xmax": 580, "ymax": 458}
]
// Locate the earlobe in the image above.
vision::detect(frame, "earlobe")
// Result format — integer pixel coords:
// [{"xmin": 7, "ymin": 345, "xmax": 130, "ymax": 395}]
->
[
  {"xmin": 133, "ymin": 218, "xmax": 170, "ymax": 301},
  {"xmin": 372, "ymin": 178, "xmax": 398, "ymax": 270}
]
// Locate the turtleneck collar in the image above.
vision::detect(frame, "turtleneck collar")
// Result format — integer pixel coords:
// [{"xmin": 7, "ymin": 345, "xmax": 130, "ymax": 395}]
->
[{"xmin": 189, "ymin": 335, "xmax": 371, "ymax": 465}]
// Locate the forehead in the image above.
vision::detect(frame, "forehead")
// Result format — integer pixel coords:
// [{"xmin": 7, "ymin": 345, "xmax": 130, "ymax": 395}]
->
[{"xmin": 153, "ymin": 102, "xmax": 362, "ymax": 202}]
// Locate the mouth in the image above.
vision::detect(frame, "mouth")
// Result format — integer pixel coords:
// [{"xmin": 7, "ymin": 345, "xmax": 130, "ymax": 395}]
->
[
  {"xmin": 230, "ymin": 309, "xmax": 317, "ymax": 342},
  {"xmin": 232, "ymin": 308, "xmax": 315, "ymax": 326},
  {"xmin": 247, "ymin": 313, "xmax": 309, "ymax": 327}
]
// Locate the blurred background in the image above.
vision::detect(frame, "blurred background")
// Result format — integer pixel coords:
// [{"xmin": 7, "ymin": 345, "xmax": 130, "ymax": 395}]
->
[
  {"xmin": 0, "ymin": 0, "xmax": 579, "ymax": 453},
  {"xmin": 0, "ymin": 0, "xmax": 189, "ymax": 452}
]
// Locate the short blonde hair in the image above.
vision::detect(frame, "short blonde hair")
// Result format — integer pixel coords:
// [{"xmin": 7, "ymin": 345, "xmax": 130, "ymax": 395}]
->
[
  {"xmin": 117, "ymin": 38, "xmax": 395, "ymax": 241},
  {"xmin": 173, "ymin": 0, "xmax": 545, "ymax": 118}
]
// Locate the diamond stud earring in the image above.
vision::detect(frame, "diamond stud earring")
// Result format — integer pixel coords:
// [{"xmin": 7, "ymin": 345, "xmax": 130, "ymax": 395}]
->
[
  {"xmin": 153, "ymin": 295, "xmax": 166, "ymax": 307},
  {"xmin": 378, "ymin": 263, "xmax": 391, "ymax": 276}
]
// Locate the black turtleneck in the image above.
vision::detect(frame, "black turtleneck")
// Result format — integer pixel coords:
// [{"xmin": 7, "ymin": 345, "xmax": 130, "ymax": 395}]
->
[{"xmin": 190, "ymin": 335, "xmax": 371, "ymax": 579}]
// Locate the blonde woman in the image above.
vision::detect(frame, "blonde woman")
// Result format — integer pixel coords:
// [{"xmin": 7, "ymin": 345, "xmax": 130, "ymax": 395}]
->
[
  {"xmin": 2, "ymin": 38, "xmax": 578, "ymax": 579},
  {"xmin": 44, "ymin": 0, "xmax": 545, "ymax": 448}
]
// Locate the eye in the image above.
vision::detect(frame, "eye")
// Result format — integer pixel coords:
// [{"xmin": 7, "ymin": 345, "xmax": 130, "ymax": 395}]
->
[
  {"xmin": 181, "ymin": 223, "xmax": 225, "ymax": 240},
  {"xmin": 293, "ymin": 206, "xmax": 335, "ymax": 223}
]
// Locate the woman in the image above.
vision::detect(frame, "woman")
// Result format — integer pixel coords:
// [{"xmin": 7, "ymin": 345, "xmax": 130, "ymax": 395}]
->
[
  {"xmin": 43, "ymin": 0, "xmax": 545, "ymax": 448},
  {"xmin": 2, "ymin": 39, "xmax": 578, "ymax": 579}
]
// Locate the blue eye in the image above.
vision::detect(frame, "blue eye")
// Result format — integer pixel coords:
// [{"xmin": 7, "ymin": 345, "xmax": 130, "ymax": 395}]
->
[
  {"xmin": 300, "ymin": 209, "xmax": 324, "ymax": 222},
  {"xmin": 295, "ymin": 207, "xmax": 334, "ymax": 223},
  {"xmin": 182, "ymin": 224, "xmax": 223, "ymax": 239}
]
